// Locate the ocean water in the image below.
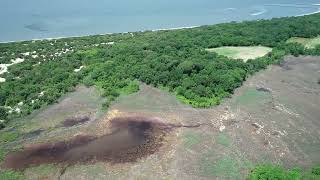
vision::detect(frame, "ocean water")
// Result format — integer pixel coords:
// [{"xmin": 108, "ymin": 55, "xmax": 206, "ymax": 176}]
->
[{"xmin": 0, "ymin": 0, "xmax": 319, "ymax": 42}]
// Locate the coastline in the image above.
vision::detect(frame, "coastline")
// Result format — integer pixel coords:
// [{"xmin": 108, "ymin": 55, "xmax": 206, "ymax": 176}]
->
[
  {"xmin": 0, "ymin": 26, "xmax": 200, "ymax": 44},
  {"xmin": 1, "ymin": 11, "xmax": 319, "ymax": 44}
]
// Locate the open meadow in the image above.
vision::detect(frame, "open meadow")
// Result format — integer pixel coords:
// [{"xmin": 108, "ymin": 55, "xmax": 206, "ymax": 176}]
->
[{"xmin": 206, "ymin": 46, "xmax": 272, "ymax": 62}]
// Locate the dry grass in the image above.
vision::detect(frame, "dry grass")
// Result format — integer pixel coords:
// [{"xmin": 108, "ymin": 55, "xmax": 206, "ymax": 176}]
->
[{"xmin": 206, "ymin": 46, "xmax": 272, "ymax": 62}]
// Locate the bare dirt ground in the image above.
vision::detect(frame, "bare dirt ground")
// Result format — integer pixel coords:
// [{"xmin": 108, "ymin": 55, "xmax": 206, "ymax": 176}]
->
[{"xmin": 1, "ymin": 56, "xmax": 320, "ymax": 180}]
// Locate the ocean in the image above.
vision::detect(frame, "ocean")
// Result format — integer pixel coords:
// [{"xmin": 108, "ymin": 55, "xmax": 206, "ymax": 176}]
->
[{"xmin": 0, "ymin": 0, "xmax": 319, "ymax": 42}]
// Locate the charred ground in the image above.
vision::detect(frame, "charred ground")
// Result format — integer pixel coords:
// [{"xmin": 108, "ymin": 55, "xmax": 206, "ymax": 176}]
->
[{"xmin": 3, "ymin": 116, "xmax": 174, "ymax": 170}]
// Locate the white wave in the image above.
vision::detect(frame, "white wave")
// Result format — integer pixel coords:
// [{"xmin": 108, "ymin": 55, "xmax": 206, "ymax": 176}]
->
[
  {"xmin": 251, "ymin": 9, "xmax": 267, "ymax": 16},
  {"xmin": 225, "ymin": 8, "xmax": 236, "ymax": 11},
  {"xmin": 265, "ymin": 3, "xmax": 313, "ymax": 8},
  {"xmin": 0, "ymin": 25, "xmax": 201, "ymax": 43},
  {"xmin": 151, "ymin": 26, "xmax": 199, "ymax": 32}
]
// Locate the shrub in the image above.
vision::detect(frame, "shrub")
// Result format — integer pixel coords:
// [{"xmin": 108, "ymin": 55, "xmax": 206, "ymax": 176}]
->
[
  {"xmin": 0, "ymin": 107, "xmax": 8, "ymax": 120},
  {"xmin": 311, "ymin": 166, "xmax": 320, "ymax": 175},
  {"xmin": 0, "ymin": 170, "xmax": 24, "ymax": 180},
  {"xmin": 247, "ymin": 164, "xmax": 301, "ymax": 180},
  {"xmin": 302, "ymin": 165, "xmax": 320, "ymax": 180}
]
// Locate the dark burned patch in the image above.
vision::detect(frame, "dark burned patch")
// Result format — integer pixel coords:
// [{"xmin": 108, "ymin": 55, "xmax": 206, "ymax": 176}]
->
[
  {"xmin": 62, "ymin": 116, "xmax": 91, "ymax": 127},
  {"xmin": 279, "ymin": 61, "xmax": 293, "ymax": 70},
  {"xmin": 23, "ymin": 129, "xmax": 45, "ymax": 139},
  {"xmin": 2, "ymin": 116, "xmax": 171, "ymax": 170},
  {"xmin": 279, "ymin": 59, "xmax": 302, "ymax": 71},
  {"xmin": 256, "ymin": 87, "xmax": 271, "ymax": 93}
]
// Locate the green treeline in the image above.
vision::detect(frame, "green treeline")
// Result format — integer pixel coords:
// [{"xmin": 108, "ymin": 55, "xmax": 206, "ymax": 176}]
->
[{"xmin": 1, "ymin": 14, "xmax": 320, "ymax": 127}]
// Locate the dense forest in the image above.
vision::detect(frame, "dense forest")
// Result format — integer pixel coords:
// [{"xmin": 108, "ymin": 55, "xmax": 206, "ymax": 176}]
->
[{"xmin": 1, "ymin": 13, "xmax": 320, "ymax": 128}]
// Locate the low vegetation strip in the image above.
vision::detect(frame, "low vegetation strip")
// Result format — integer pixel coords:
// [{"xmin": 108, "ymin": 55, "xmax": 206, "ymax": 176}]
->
[{"xmin": 206, "ymin": 46, "xmax": 272, "ymax": 62}]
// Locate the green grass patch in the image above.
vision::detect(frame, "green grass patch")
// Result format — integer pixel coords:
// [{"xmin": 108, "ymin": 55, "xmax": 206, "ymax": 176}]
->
[
  {"xmin": 216, "ymin": 133, "xmax": 231, "ymax": 147},
  {"xmin": 182, "ymin": 132, "xmax": 202, "ymax": 149},
  {"xmin": 235, "ymin": 88, "xmax": 271, "ymax": 107},
  {"xmin": 287, "ymin": 36, "xmax": 320, "ymax": 49},
  {"xmin": 0, "ymin": 170, "xmax": 24, "ymax": 180},
  {"xmin": 206, "ymin": 46, "xmax": 272, "ymax": 62},
  {"xmin": 25, "ymin": 164, "xmax": 59, "ymax": 180},
  {"xmin": 119, "ymin": 80, "xmax": 140, "ymax": 95},
  {"xmin": 201, "ymin": 155, "xmax": 240, "ymax": 179},
  {"xmin": 0, "ymin": 147, "xmax": 8, "ymax": 164},
  {"xmin": 77, "ymin": 48, "xmax": 100, "ymax": 58},
  {"xmin": 248, "ymin": 164, "xmax": 301, "ymax": 180},
  {"xmin": 0, "ymin": 131, "xmax": 20, "ymax": 144},
  {"xmin": 176, "ymin": 94, "xmax": 220, "ymax": 108},
  {"xmin": 0, "ymin": 147, "xmax": 7, "ymax": 162}
]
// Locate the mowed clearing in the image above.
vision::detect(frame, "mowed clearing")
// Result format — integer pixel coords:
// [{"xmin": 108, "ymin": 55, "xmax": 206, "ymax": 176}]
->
[
  {"xmin": 206, "ymin": 46, "xmax": 272, "ymax": 62},
  {"xmin": 287, "ymin": 36, "xmax": 320, "ymax": 49}
]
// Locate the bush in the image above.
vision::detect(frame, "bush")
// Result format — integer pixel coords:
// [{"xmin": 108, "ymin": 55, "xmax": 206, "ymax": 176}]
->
[
  {"xmin": 0, "ymin": 107, "xmax": 8, "ymax": 120},
  {"xmin": 311, "ymin": 166, "xmax": 320, "ymax": 175},
  {"xmin": 247, "ymin": 164, "xmax": 301, "ymax": 180},
  {"xmin": 0, "ymin": 170, "xmax": 24, "ymax": 180},
  {"xmin": 302, "ymin": 165, "xmax": 320, "ymax": 180}
]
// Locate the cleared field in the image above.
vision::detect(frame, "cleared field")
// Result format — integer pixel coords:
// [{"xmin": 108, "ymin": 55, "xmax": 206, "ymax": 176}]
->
[
  {"xmin": 206, "ymin": 46, "xmax": 272, "ymax": 62},
  {"xmin": 287, "ymin": 36, "xmax": 320, "ymax": 48},
  {"xmin": 1, "ymin": 56, "xmax": 320, "ymax": 179}
]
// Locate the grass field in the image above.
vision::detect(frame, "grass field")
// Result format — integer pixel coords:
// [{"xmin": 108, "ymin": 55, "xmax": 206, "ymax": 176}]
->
[
  {"xmin": 287, "ymin": 36, "xmax": 320, "ymax": 48},
  {"xmin": 206, "ymin": 46, "xmax": 272, "ymax": 62}
]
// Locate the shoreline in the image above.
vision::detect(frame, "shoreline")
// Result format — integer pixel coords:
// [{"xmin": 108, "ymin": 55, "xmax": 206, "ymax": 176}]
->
[
  {"xmin": 0, "ymin": 26, "xmax": 200, "ymax": 44},
  {"xmin": 1, "ymin": 11, "xmax": 319, "ymax": 44}
]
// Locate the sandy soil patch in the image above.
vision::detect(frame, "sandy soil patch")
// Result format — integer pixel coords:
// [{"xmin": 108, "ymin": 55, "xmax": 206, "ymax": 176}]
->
[{"xmin": 0, "ymin": 57, "xmax": 25, "ymax": 82}]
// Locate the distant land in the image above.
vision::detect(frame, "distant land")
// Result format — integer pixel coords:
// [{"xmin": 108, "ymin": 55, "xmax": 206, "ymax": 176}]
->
[{"xmin": 1, "ymin": 0, "xmax": 320, "ymax": 42}]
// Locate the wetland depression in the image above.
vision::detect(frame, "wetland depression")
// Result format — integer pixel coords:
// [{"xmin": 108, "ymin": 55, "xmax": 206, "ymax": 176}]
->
[{"xmin": 3, "ymin": 116, "xmax": 173, "ymax": 170}]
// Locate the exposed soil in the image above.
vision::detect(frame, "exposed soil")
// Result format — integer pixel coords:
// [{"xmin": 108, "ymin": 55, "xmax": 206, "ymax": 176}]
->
[
  {"xmin": 3, "ymin": 116, "xmax": 175, "ymax": 170},
  {"xmin": 62, "ymin": 116, "xmax": 90, "ymax": 127}
]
